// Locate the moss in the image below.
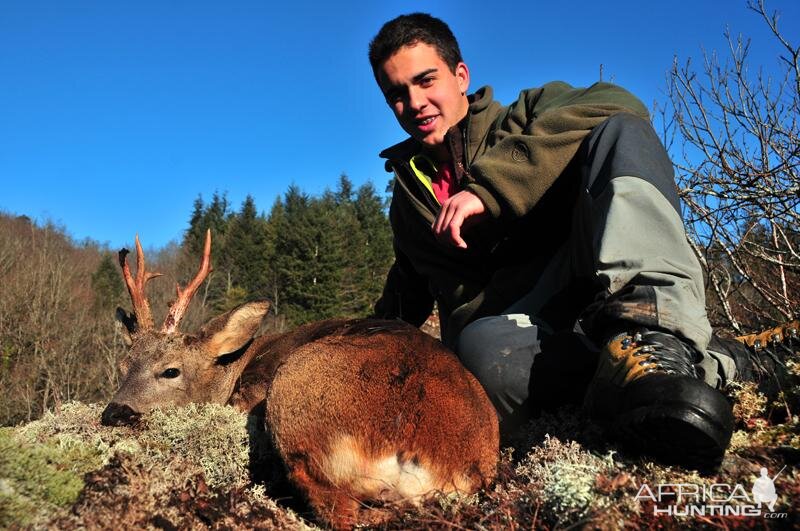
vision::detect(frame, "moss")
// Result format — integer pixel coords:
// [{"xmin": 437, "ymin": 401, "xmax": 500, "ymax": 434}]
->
[
  {"xmin": 5, "ymin": 391, "xmax": 800, "ymax": 530},
  {"xmin": 0, "ymin": 488, "xmax": 38, "ymax": 529},
  {"xmin": 0, "ymin": 402, "xmax": 259, "ymax": 528},
  {"xmin": 0, "ymin": 426, "xmax": 104, "ymax": 527}
]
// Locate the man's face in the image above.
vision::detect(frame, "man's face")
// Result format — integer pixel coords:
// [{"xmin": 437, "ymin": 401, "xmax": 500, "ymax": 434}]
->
[{"xmin": 377, "ymin": 42, "xmax": 470, "ymax": 158}]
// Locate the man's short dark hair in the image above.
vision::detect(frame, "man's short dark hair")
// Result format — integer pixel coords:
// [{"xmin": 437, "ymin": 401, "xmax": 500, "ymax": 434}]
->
[{"xmin": 368, "ymin": 13, "xmax": 463, "ymax": 77}]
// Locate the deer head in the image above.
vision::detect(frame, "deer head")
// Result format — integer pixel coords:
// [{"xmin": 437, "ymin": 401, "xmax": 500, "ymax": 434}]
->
[{"xmin": 102, "ymin": 231, "xmax": 269, "ymax": 426}]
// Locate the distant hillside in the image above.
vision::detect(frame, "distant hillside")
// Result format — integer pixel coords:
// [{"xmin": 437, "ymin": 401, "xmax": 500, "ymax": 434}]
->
[
  {"xmin": 0, "ymin": 212, "xmax": 125, "ymax": 425},
  {"xmin": 0, "ymin": 177, "xmax": 393, "ymax": 426}
]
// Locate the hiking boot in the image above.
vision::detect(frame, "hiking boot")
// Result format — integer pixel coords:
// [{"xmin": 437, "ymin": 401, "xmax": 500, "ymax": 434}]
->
[
  {"xmin": 735, "ymin": 320, "xmax": 798, "ymax": 349},
  {"xmin": 712, "ymin": 319, "xmax": 799, "ymax": 408},
  {"xmin": 584, "ymin": 328, "xmax": 734, "ymax": 471}
]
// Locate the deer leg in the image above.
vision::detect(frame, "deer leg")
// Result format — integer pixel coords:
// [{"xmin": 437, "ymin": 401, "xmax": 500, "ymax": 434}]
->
[{"xmin": 287, "ymin": 458, "xmax": 362, "ymax": 530}]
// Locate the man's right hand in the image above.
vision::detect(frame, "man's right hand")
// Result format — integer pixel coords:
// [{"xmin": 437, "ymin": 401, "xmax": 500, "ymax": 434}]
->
[{"xmin": 432, "ymin": 190, "xmax": 487, "ymax": 249}]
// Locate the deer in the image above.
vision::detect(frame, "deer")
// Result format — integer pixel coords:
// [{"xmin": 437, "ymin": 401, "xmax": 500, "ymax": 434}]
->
[{"xmin": 101, "ymin": 230, "xmax": 499, "ymax": 529}]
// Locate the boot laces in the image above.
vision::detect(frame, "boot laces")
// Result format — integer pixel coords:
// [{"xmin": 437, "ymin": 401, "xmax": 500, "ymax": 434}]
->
[
  {"xmin": 622, "ymin": 330, "xmax": 698, "ymax": 378},
  {"xmin": 743, "ymin": 323, "xmax": 797, "ymax": 378}
]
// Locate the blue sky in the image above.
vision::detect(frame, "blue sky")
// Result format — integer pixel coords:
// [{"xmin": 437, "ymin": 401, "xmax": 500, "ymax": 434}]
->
[{"xmin": 2, "ymin": 0, "xmax": 798, "ymax": 250}]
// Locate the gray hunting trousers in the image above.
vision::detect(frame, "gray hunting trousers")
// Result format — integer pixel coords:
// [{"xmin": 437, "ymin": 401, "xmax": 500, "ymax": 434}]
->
[{"xmin": 456, "ymin": 114, "xmax": 737, "ymax": 429}]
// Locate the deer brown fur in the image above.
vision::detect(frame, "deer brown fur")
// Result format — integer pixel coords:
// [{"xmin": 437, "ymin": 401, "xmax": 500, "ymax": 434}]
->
[{"xmin": 102, "ymin": 232, "xmax": 499, "ymax": 529}]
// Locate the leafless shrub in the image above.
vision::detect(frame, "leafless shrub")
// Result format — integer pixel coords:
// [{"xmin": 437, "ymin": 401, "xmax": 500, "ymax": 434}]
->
[
  {"xmin": 0, "ymin": 216, "xmax": 293, "ymax": 425},
  {"xmin": 0, "ymin": 216, "xmax": 108, "ymax": 423},
  {"xmin": 0, "ymin": 217, "xmax": 193, "ymax": 424},
  {"xmin": 663, "ymin": 0, "xmax": 799, "ymax": 332}
]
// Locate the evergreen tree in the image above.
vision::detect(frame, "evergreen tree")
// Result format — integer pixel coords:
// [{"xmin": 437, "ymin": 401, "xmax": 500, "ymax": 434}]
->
[
  {"xmin": 184, "ymin": 192, "xmax": 231, "ymax": 256},
  {"xmin": 330, "ymin": 177, "xmax": 373, "ymax": 316},
  {"xmin": 334, "ymin": 173, "xmax": 353, "ymax": 204},
  {"xmin": 263, "ymin": 197, "xmax": 284, "ymax": 315},
  {"xmin": 216, "ymin": 284, "xmax": 249, "ymax": 313},
  {"xmin": 178, "ymin": 179, "xmax": 393, "ymax": 325},
  {"xmin": 224, "ymin": 195, "xmax": 272, "ymax": 304},
  {"xmin": 91, "ymin": 253, "xmax": 125, "ymax": 313},
  {"xmin": 182, "ymin": 191, "xmax": 233, "ymax": 311},
  {"xmin": 273, "ymin": 186, "xmax": 318, "ymax": 323},
  {"xmin": 311, "ymin": 190, "xmax": 362, "ymax": 319},
  {"xmin": 185, "ymin": 195, "xmax": 205, "ymax": 253},
  {"xmin": 353, "ymin": 182, "xmax": 393, "ymax": 313}
]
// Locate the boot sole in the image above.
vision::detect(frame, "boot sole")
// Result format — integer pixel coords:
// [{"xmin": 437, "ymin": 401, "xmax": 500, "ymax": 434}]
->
[
  {"xmin": 614, "ymin": 401, "xmax": 730, "ymax": 471},
  {"xmin": 587, "ymin": 375, "xmax": 734, "ymax": 471}
]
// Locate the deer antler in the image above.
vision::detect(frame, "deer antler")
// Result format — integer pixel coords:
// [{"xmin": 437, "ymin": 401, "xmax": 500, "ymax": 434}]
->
[
  {"xmin": 118, "ymin": 235, "xmax": 164, "ymax": 332},
  {"xmin": 162, "ymin": 229, "xmax": 212, "ymax": 334}
]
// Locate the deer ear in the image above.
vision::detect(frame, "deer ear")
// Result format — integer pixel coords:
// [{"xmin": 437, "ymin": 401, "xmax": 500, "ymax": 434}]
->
[
  {"xmin": 198, "ymin": 301, "xmax": 270, "ymax": 356},
  {"xmin": 115, "ymin": 307, "xmax": 136, "ymax": 346}
]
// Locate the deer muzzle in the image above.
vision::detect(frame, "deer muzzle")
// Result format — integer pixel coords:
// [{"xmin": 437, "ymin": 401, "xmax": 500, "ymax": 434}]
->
[{"xmin": 101, "ymin": 402, "xmax": 142, "ymax": 426}]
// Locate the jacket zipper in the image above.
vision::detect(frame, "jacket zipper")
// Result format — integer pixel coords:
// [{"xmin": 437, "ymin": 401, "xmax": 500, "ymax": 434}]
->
[
  {"xmin": 396, "ymin": 161, "xmax": 440, "ymax": 215},
  {"xmin": 462, "ymin": 118, "xmax": 470, "ymax": 179}
]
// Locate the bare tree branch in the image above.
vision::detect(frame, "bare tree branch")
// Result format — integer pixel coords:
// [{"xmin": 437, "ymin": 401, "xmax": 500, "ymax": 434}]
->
[{"xmin": 665, "ymin": 2, "xmax": 799, "ymax": 328}]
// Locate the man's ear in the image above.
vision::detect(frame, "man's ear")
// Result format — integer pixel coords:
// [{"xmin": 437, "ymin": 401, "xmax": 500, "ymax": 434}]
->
[
  {"xmin": 115, "ymin": 307, "xmax": 136, "ymax": 347},
  {"xmin": 197, "ymin": 301, "xmax": 271, "ymax": 356},
  {"xmin": 455, "ymin": 61, "xmax": 470, "ymax": 95}
]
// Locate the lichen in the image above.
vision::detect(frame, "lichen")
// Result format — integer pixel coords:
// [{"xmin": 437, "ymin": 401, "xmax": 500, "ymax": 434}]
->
[
  {"xmin": 3, "ymin": 385, "xmax": 800, "ymax": 530},
  {"xmin": 139, "ymin": 403, "xmax": 251, "ymax": 489},
  {"xmin": 1, "ymin": 401, "xmax": 263, "ymax": 528},
  {"xmin": 727, "ymin": 380, "xmax": 768, "ymax": 423},
  {"xmin": 541, "ymin": 460, "xmax": 598, "ymax": 517}
]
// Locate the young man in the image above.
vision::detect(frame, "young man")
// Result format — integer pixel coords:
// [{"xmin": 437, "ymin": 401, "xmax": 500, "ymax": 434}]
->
[{"xmin": 368, "ymin": 13, "xmax": 790, "ymax": 470}]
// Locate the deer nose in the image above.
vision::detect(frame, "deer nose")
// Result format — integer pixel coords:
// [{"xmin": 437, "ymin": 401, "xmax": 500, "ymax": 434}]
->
[{"xmin": 101, "ymin": 402, "xmax": 141, "ymax": 426}]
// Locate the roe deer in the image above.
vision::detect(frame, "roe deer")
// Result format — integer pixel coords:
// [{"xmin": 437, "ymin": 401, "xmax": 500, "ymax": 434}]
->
[{"xmin": 101, "ymin": 231, "xmax": 499, "ymax": 528}]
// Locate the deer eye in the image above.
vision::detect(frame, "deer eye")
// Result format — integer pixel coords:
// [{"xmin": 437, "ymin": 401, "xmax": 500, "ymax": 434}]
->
[{"xmin": 161, "ymin": 368, "xmax": 180, "ymax": 379}]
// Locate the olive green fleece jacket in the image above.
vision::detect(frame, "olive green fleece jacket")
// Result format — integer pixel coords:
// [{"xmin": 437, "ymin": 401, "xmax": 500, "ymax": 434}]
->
[{"xmin": 375, "ymin": 81, "xmax": 650, "ymax": 347}]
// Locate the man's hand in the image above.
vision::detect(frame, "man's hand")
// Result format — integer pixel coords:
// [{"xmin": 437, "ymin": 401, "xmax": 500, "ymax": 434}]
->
[{"xmin": 432, "ymin": 190, "xmax": 487, "ymax": 249}]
